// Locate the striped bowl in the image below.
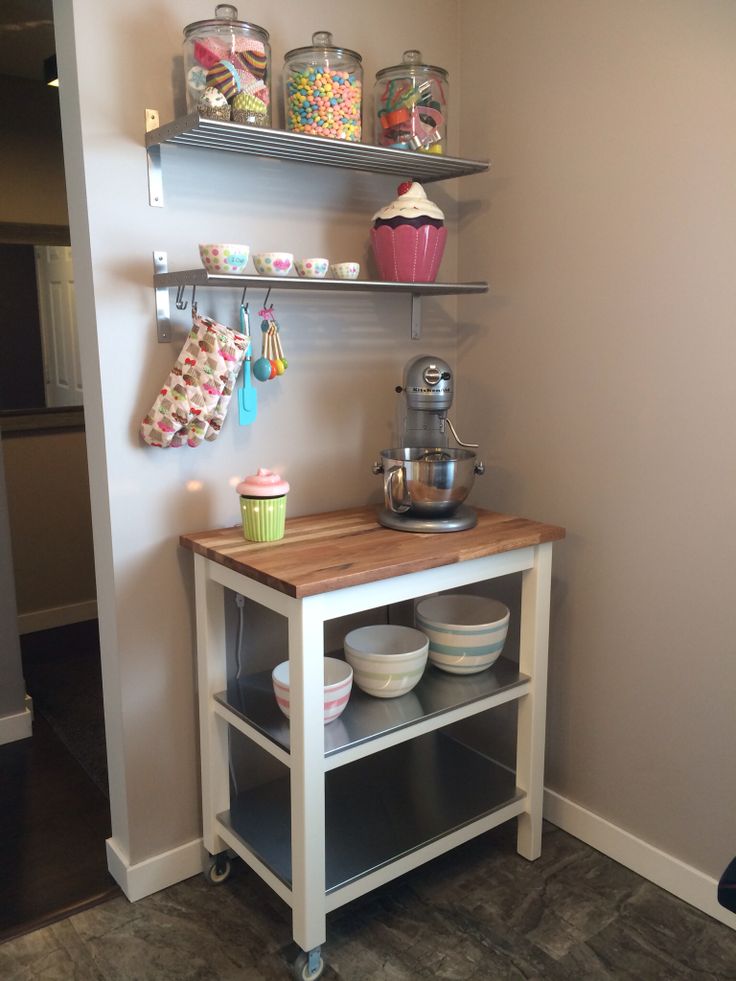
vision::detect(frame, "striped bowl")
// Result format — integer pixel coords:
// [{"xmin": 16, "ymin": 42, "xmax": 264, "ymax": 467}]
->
[
  {"xmin": 343, "ymin": 625, "xmax": 429, "ymax": 699},
  {"xmin": 415, "ymin": 595, "xmax": 510, "ymax": 675},
  {"xmin": 271, "ymin": 657, "xmax": 353, "ymax": 725}
]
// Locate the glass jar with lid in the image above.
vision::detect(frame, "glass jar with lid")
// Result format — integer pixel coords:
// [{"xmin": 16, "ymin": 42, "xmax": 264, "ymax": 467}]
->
[
  {"xmin": 283, "ymin": 31, "xmax": 362, "ymax": 141},
  {"xmin": 183, "ymin": 4, "xmax": 271, "ymax": 126},
  {"xmin": 374, "ymin": 50, "xmax": 448, "ymax": 154}
]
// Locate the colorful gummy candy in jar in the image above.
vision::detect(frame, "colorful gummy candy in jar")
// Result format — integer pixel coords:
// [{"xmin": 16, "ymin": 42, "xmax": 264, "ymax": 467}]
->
[
  {"xmin": 374, "ymin": 50, "xmax": 448, "ymax": 154},
  {"xmin": 283, "ymin": 31, "xmax": 362, "ymax": 142},
  {"xmin": 183, "ymin": 4, "xmax": 271, "ymax": 126}
]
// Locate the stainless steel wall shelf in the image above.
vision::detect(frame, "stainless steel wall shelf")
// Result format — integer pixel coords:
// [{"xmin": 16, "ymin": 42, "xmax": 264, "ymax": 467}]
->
[
  {"xmin": 145, "ymin": 109, "xmax": 489, "ymax": 207},
  {"xmin": 152, "ymin": 251, "xmax": 488, "ymax": 342}
]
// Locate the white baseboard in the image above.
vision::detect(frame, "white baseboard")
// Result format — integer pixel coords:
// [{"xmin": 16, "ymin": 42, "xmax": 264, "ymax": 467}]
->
[
  {"xmin": 544, "ymin": 788, "xmax": 736, "ymax": 931},
  {"xmin": 17, "ymin": 599, "xmax": 97, "ymax": 635},
  {"xmin": 106, "ymin": 836, "xmax": 205, "ymax": 902},
  {"xmin": 0, "ymin": 706, "xmax": 33, "ymax": 745}
]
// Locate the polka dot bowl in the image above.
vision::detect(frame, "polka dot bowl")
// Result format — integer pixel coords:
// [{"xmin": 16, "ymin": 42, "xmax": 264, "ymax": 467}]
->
[
  {"xmin": 330, "ymin": 261, "xmax": 360, "ymax": 280},
  {"xmin": 295, "ymin": 257, "xmax": 329, "ymax": 279},
  {"xmin": 198, "ymin": 244, "xmax": 250, "ymax": 275},
  {"xmin": 253, "ymin": 252, "xmax": 294, "ymax": 277}
]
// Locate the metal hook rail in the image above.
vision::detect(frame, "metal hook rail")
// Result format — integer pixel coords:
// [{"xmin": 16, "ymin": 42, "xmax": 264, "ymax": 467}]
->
[{"xmin": 152, "ymin": 251, "xmax": 488, "ymax": 343}]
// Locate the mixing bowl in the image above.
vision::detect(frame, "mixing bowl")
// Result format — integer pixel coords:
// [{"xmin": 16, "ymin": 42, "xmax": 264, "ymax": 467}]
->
[
  {"xmin": 343, "ymin": 624, "xmax": 428, "ymax": 698},
  {"xmin": 415, "ymin": 594, "xmax": 510, "ymax": 674},
  {"xmin": 374, "ymin": 447, "xmax": 483, "ymax": 518},
  {"xmin": 271, "ymin": 657, "xmax": 353, "ymax": 724}
]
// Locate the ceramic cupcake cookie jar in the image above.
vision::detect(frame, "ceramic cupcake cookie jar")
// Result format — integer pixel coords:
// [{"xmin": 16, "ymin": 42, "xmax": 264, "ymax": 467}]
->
[
  {"xmin": 236, "ymin": 468, "xmax": 289, "ymax": 541},
  {"xmin": 370, "ymin": 181, "xmax": 447, "ymax": 283}
]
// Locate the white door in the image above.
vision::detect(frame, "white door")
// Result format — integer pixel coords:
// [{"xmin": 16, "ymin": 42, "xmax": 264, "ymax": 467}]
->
[{"xmin": 34, "ymin": 245, "xmax": 82, "ymax": 407}]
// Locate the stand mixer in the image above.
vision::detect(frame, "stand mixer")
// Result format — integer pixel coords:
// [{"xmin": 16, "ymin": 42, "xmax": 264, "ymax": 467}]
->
[{"xmin": 372, "ymin": 355, "xmax": 485, "ymax": 532}]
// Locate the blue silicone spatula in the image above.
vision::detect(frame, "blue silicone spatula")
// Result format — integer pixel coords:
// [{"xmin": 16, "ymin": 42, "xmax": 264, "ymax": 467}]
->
[{"xmin": 238, "ymin": 305, "xmax": 257, "ymax": 426}]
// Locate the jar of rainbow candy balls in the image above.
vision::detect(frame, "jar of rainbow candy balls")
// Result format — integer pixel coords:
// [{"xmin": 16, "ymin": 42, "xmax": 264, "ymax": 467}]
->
[
  {"xmin": 374, "ymin": 50, "xmax": 448, "ymax": 154},
  {"xmin": 183, "ymin": 5, "xmax": 271, "ymax": 127},
  {"xmin": 283, "ymin": 31, "xmax": 362, "ymax": 142}
]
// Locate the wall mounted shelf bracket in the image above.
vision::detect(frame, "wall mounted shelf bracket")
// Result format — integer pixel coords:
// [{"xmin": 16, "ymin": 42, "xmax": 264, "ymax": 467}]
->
[
  {"xmin": 146, "ymin": 110, "xmax": 164, "ymax": 207},
  {"xmin": 154, "ymin": 251, "xmax": 171, "ymax": 341}
]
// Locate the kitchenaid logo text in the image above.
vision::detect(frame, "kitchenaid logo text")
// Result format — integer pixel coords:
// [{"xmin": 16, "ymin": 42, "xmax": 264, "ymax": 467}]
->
[{"xmin": 409, "ymin": 386, "xmax": 451, "ymax": 394}]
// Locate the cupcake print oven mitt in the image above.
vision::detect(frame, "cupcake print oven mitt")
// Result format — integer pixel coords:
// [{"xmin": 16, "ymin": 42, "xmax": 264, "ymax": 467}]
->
[{"xmin": 140, "ymin": 308, "xmax": 249, "ymax": 448}]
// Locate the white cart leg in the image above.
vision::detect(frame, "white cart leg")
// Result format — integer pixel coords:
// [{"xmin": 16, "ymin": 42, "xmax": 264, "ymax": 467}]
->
[
  {"xmin": 288, "ymin": 597, "xmax": 327, "ymax": 953},
  {"xmin": 194, "ymin": 554, "xmax": 230, "ymax": 857},
  {"xmin": 516, "ymin": 542, "xmax": 553, "ymax": 860}
]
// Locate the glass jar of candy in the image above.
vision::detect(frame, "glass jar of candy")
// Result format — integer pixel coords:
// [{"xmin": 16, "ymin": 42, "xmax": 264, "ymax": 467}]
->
[
  {"xmin": 283, "ymin": 31, "xmax": 362, "ymax": 141},
  {"xmin": 183, "ymin": 4, "xmax": 271, "ymax": 127},
  {"xmin": 374, "ymin": 50, "xmax": 448, "ymax": 154}
]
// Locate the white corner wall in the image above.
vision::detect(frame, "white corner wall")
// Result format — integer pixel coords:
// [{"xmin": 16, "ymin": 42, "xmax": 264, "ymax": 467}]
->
[
  {"xmin": 457, "ymin": 0, "xmax": 736, "ymax": 922},
  {"xmin": 53, "ymin": 0, "xmax": 461, "ymax": 891}
]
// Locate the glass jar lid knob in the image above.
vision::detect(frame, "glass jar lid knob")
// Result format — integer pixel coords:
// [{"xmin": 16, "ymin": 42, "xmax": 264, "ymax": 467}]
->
[
  {"xmin": 215, "ymin": 4, "xmax": 238, "ymax": 19},
  {"xmin": 312, "ymin": 31, "xmax": 333, "ymax": 46},
  {"xmin": 402, "ymin": 49, "xmax": 423, "ymax": 65}
]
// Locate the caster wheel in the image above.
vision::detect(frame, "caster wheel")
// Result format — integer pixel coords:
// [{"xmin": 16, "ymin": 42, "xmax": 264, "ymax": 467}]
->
[
  {"xmin": 205, "ymin": 856, "xmax": 232, "ymax": 885},
  {"xmin": 292, "ymin": 950, "xmax": 325, "ymax": 981}
]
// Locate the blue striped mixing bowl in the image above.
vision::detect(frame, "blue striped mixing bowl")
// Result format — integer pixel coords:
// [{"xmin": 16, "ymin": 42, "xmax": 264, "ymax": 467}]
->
[{"xmin": 415, "ymin": 595, "xmax": 510, "ymax": 675}]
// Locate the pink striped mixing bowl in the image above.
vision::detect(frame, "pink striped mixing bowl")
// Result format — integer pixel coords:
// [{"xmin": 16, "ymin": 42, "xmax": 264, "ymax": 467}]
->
[{"xmin": 271, "ymin": 657, "xmax": 353, "ymax": 724}]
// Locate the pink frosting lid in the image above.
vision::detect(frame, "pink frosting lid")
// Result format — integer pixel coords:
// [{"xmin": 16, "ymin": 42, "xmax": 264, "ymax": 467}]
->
[{"xmin": 236, "ymin": 467, "xmax": 289, "ymax": 497}]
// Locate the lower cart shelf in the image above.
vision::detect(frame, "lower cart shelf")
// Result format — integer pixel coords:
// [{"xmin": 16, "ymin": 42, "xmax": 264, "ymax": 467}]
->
[{"xmin": 218, "ymin": 730, "xmax": 523, "ymax": 896}]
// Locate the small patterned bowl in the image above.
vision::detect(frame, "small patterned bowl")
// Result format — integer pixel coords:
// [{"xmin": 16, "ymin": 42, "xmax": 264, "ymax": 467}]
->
[
  {"xmin": 415, "ymin": 594, "xmax": 510, "ymax": 675},
  {"xmin": 199, "ymin": 243, "xmax": 250, "ymax": 275},
  {"xmin": 330, "ymin": 261, "xmax": 360, "ymax": 280},
  {"xmin": 344, "ymin": 624, "xmax": 428, "ymax": 699},
  {"xmin": 253, "ymin": 252, "xmax": 294, "ymax": 276},
  {"xmin": 272, "ymin": 657, "xmax": 353, "ymax": 725},
  {"xmin": 295, "ymin": 257, "xmax": 329, "ymax": 279}
]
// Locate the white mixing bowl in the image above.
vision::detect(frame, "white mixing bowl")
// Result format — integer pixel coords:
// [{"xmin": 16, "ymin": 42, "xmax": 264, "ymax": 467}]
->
[{"xmin": 343, "ymin": 624, "xmax": 428, "ymax": 699}]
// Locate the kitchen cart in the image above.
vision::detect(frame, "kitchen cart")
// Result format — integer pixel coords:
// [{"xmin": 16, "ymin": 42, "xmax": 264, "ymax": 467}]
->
[{"xmin": 181, "ymin": 507, "xmax": 565, "ymax": 980}]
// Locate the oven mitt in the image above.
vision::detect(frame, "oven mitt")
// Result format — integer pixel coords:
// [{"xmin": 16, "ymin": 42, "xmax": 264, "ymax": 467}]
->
[{"xmin": 140, "ymin": 310, "xmax": 249, "ymax": 448}]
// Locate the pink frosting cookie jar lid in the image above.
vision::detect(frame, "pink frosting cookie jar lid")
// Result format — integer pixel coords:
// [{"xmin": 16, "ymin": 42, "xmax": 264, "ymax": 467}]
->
[{"xmin": 236, "ymin": 468, "xmax": 290, "ymax": 498}]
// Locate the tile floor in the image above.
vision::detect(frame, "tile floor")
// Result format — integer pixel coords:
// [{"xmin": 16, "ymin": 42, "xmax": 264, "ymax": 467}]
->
[{"xmin": 2, "ymin": 822, "xmax": 735, "ymax": 980}]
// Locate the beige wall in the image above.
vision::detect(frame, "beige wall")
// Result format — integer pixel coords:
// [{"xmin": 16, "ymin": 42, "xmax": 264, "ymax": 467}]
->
[
  {"xmin": 55, "ymin": 0, "xmax": 460, "ymax": 867},
  {"xmin": 0, "ymin": 70, "xmax": 93, "ymax": 623},
  {"xmin": 458, "ymin": 0, "xmax": 736, "ymax": 880},
  {"xmin": 2, "ymin": 429, "xmax": 95, "ymax": 615},
  {"xmin": 0, "ymin": 75, "xmax": 68, "ymax": 227}
]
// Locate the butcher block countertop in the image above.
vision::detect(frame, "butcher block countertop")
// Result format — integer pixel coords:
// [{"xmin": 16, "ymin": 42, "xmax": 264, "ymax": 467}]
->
[{"xmin": 180, "ymin": 507, "xmax": 565, "ymax": 599}]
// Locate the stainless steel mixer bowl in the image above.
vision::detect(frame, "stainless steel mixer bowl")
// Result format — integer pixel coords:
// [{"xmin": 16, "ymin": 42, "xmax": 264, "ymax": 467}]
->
[{"xmin": 374, "ymin": 447, "xmax": 484, "ymax": 518}]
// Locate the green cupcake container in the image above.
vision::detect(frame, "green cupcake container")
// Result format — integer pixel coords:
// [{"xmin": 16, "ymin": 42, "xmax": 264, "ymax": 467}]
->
[{"xmin": 240, "ymin": 494, "xmax": 287, "ymax": 542}]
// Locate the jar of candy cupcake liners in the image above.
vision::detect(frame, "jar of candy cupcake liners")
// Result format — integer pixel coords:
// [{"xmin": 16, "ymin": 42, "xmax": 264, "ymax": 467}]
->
[
  {"xmin": 283, "ymin": 31, "xmax": 362, "ymax": 142},
  {"xmin": 374, "ymin": 50, "xmax": 448, "ymax": 154},
  {"xmin": 183, "ymin": 4, "xmax": 271, "ymax": 126}
]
